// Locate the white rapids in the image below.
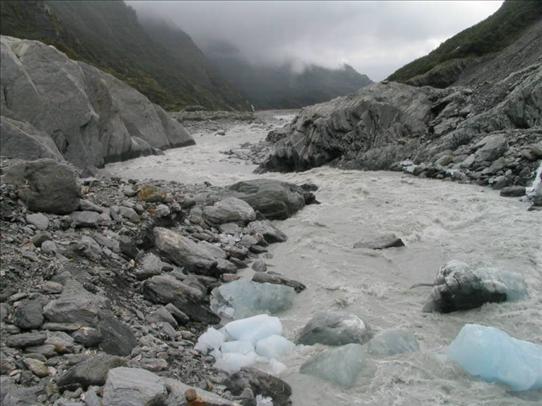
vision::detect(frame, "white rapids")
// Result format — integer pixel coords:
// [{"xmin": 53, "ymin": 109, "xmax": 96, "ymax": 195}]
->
[{"xmin": 106, "ymin": 113, "xmax": 542, "ymax": 406}]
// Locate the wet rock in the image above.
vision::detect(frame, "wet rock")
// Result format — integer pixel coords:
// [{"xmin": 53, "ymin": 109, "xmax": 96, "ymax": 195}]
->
[
  {"xmin": 297, "ymin": 311, "xmax": 371, "ymax": 346},
  {"xmin": 353, "ymin": 233, "xmax": 404, "ymax": 249},
  {"xmin": 142, "ymin": 274, "xmax": 219, "ymax": 324},
  {"xmin": 423, "ymin": 260, "xmax": 528, "ymax": 313},
  {"xmin": 300, "ymin": 343, "xmax": 365, "ymax": 388},
  {"xmin": 227, "ymin": 179, "xmax": 312, "ymax": 220},
  {"xmin": 13, "ymin": 299, "xmax": 44, "ymax": 330},
  {"xmin": 203, "ymin": 197, "xmax": 256, "ymax": 225},
  {"xmin": 3, "ymin": 159, "xmax": 80, "ymax": 214},
  {"xmin": 71, "ymin": 211, "xmax": 100, "ymax": 228},
  {"xmin": 252, "ymin": 272, "xmax": 306, "ymax": 293},
  {"xmin": 246, "ymin": 220, "xmax": 287, "ymax": 243},
  {"xmin": 153, "ymin": 227, "xmax": 218, "ymax": 275},
  {"xmin": 6, "ymin": 331, "xmax": 47, "ymax": 348},
  {"xmin": 26, "ymin": 213, "xmax": 49, "ymax": 230},
  {"xmin": 102, "ymin": 367, "xmax": 168, "ymax": 406},
  {"xmin": 225, "ymin": 367, "xmax": 292, "ymax": 406},
  {"xmin": 57, "ymin": 354, "xmax": 126, "ymax": 390},
  {"xmin": 500, "ymin": 186, "xmax": 526, "ymax": 197},
  {"xmin": 97, "ymin": 313, "xmax": 137, "ymax": 356}
]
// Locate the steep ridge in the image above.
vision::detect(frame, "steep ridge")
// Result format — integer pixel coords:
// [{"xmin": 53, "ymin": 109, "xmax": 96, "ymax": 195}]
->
[
  {"xmin": 201, "ymin": 39, "xmax": 373, "ymax": 109},
  {"xmin": 0, "ymin": 35, "xmax": 194, "ymax": 170},
  {"xmin": 0, "ymin": 0, "xmax": 249, "ymax": 111},
  {"xmin": 387, "ymin": 0, "xmax": 542, "ymax": 88},
  {"xmin": 259, "ymin": 2, "xmax": 542, "ymax": 191}
]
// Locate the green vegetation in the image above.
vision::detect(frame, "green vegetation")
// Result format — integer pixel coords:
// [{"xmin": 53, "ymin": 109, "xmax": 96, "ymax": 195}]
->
[
  {"xmin": 0, "ymin": 0, "xmax": 249, "ymax": 111},
  {"xmin": 388, "ymin": 0, "xmax": 542, "ymax": 86}
]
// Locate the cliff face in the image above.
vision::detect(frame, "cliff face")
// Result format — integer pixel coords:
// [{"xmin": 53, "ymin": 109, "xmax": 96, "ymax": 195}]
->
[
  {"xmin": 259, "ymin": 7, "xmax": 542, "ymax": 189},
  {"xmin": 1, "ymin": 35, "xmax": 194, "ymax": 169},
  {"xmin": 0, "ymin": 0, "xmax": 250, "ymax": 111}
]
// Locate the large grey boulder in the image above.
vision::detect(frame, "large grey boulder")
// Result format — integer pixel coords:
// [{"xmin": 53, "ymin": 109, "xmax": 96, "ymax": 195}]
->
[
  {"xmin": 3, "ymin": 159, "xmax": 80, "ymax": 214},
  {"xmin": 297, "ymin": 311, "xmax": 371, "ymax": 346},
  {"xmin": 203, "ymin": 197, "xmax": 256, "ymax": 225},
  {"xmin": 142, "ymin": 274, "xmax": 219, "ymax": 324},
  {"xmin": 153, "ymin": 227, "xmax": 219, "ymax": 275},
  {"xmin": 0, "ymin": 35, "xmax": 194, "ymax": 169},
  {"xmin": 102, "ymin": 367, "xmax": 168, "ymax": 406}
]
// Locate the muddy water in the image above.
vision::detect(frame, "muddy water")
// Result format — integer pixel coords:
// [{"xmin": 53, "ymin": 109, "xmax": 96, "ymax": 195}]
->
[{"xmin": 106, "ymin": 114, "xmax": 542, "ymax": 406}]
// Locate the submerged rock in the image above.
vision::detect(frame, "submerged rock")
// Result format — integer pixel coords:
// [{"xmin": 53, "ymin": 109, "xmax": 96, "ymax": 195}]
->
[
  {"xmin": 448, "ymin": 324, "xmax": 542, "ymax": 391},
  {"xmin": 300, "ymin": 343, "xmax": 365, "ymax": 388},
  {"xmin": 353, "ymin": 233, "xmax": 404, "ymax": 250},
  {"xmin": 297, "ymin": 311, "xmax": 370, "ymax": 346},
  {"xmin": 423, "ymin": 261, "xmax": 528, "ymax": 313},
  {"xmin": 367, "ymin": 329, "xmax": 419, "ymax": 357},
  {"xmin": 211, "ymin": 279, "xmax": 296, "ymax": 319},
  {"xmin": 252, "ymin": 271, "xmax": 306, "ymax": 293}
]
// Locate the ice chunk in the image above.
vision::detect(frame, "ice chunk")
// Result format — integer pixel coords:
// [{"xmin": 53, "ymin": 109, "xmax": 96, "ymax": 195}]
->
[
  {"xmin": 448, "ymin": 324, "xmax": 542, "ymax": 391},
  {"xmin": 194, "ymin": 327, "xmax": 225, "ymax": 353},
  {"xmin": 215, "ymin": 351, "xmax": 258, "ymax": 374},
  {"xmin": 367, "ymin": 329, "xmax": 419, "ymax": 357},
  {"xmin": 424, "ymin": 261, "xmax": 528, "ymax": 313},
  {"xmin": 211, "ymin": 279, "xmax": 296, "ymax": 319},
  {"xmin": 256, "ymin": 335, "xmax": 295, "ymax": 359},
  {"xmin": 221, "ymin": 340, "xmax": 254, "ymax": 355},
  {"xmin": 223, "ymin": 314, "xmax": 282, "ymax": 344},
  {"xmin": 300, "ymin": 343, "xmax": 365, "ymax": 388}
]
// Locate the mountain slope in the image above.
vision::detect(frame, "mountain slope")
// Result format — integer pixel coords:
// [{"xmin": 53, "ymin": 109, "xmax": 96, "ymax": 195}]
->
[
  {"xmin": 387, "ymin": 0, "xmax": 542, "ymax": 88},
  {"xmin": 0, "ymin": 0, "xmax": 249, "ymax": 111},
  {"xmin": 202, "ymin": 40, "xmax": 373, "ymax": 109}
]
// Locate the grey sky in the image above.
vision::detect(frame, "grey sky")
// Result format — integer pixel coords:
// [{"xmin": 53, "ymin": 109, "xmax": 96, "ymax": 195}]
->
[{"xmin": 129, "ymin": 1, "xmax": 503, "ymax": 80}]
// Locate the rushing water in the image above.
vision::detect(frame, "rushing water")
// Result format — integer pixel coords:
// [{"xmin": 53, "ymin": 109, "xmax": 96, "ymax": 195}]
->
[{"xmin": 107, "ymin": 114, "xmax": 542, "ymax": 406}]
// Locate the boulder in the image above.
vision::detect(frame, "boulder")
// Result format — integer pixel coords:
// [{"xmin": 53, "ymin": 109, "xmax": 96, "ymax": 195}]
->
[
  {"xmin": 25, "ymin": 213, "xmax": 49, "ymax": 230},
  {"xmin": 142, "ymin": 274, "xmax": 219, "ymax": 324},
  {"xmin": 97, "ymin": 313, "xmax": 138, "ymax": 356},
  {"xmin": 13, "ymin": 299, "xmax": 44, "ymax": 330},
  {"xmin": 225, "ymin": 367, "xmax": 292, "ymax": 406},
  {"xmin": 203, "ymin": 197, "xmax": 256, "ymax": 225},
  {"xmin": 6, "ymin": 332, "xmax": 47, "ymax": 348},
  {"xmin": 227, "ymin": 179, "xmax": 313, "ymax": 220},
  {"xmin": 246, "ymin": 220, "xmax": 287, "ymax": 243},
  {"xmin": 102, "ymin": 367, "xmax": 168, "ymax": 406},
  {"xmin": 297, "ymin": 311, "xmax": 371, "ymax": 346},
  {"xmin": 153, "ymin": 227, "xmax": 218, "ymax": 275},
  {"xmin": 474, "ymin": 134, "xmax": 508, "ymax": 163},
  {"xmin": 500, "ymin": 186, "xmax": 526, "ymax": 197},
  {"xmin": 2, "ymin": 159, "xmax": 80, "ymax": 214},
  {"xmin": 57, "ymin": 354, "xmax": 126, "ymax": 390},
  {"xmin": 353, "ymin": 233, "xmax": 404, "ymax": 250}
]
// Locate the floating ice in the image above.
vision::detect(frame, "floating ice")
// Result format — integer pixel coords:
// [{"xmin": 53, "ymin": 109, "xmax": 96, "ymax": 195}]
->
[
  {"xmin": 194, "ymin": 327, "xmax": 225, "ymax": 353},
  {"xmin": 448, "ymin": 324, "xmax": 542, "ymax": 391},
  {"xmin": 300, "ymin": 343, "xmax": 365, "ymax": 388},
  {"xmin": 196, "ymin": 314, "xmax": 294, "ymax": 374},
  {"xmin": 367, "ymin": 329, "xmax": 419, "ymax": 357},
  {"xmin": 211, "ymin": 279, "xmax": 296, "ymax": 319},
  {"xmin": 256, "ymin": 335, "xmax": 295, "ymax": 359}
]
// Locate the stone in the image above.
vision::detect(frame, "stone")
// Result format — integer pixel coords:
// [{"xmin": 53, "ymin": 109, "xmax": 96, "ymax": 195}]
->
[
  {"xmin": 13, "ymin": 299, "xmax": 44, "ymax": 330},
  {"xmin": 41, "ymin": 240, "xmax": 58, "ymax": 255},
  {"xmin": 26, "ymin": 213, "xmax": 49, "ymax": 230},
  {"xmin": 227, "ymin": 179, "xmax": 313, "ymax": 220},
  {"xmin": 72, "ymin": 327, "xmax": 102, "ymax": 347},
  {"xmin": 135, "ymin": 253, "xmax": 165, "ymax": 280},
  {"xmin": 22, "ymin": 358, "xmax": 49, "ymax": 378},
  {"xmin": 58, "ymin": 354, "xmax": 126, "ymax": 390},
  {"xmin": 500, "ymin": 186, "xmax": 526, "ymax": 197},
  {"xmin": 147, "ymin": 306, "xmax": 178, "ymax": 328},
  {"xmin": 137, "ymin": 185, "xmax": 166, "ymax": 203},
  {"xmin": 142, "ymin": 274, "xmax": 219, "ymax": 324},
  {"xmin": 474, "ymin": 134, "xmax": 508, "ymax": 162},
  {"xmin": 71, "ymin": 211, "xmax": 100, "ymax": 228},
  {"xmin": 353, "ymin": 233, "xmax": 405, "ymax": 249},
  {"xmin": 153, "ymin": 227, "xmax": 218, "ymax": 275},
  {"xmin": 203, "ymin": 197, "xmax": 256, "ymax": 225},
  {"xmin": 6, "ymin": 332, "xmax": 47, "ymax": 348},
  {"xmin": 97, "ymin": 313, "xmax": 137, "ymax": 356},
  {"xmin": 102, "ymin": 367, "xmax": 168, "ymax": 406},
  {"xmin": 118, "ymin": 207, "xmax": 139, "ymax": 223},
  {"xmin": 164, "ymin": 304, "xmax": 189, "ymax": 325},
  {"xmin": 252, "ymin": 272, "xmax": 306, "ymax": 293},
  {"xmin": 154, "ymin": 204, "xmax": 170, "ymax": 217},
  {"xmin": 300, "ymin": 343, "xmax": 365, "ymax": 388},
  {"xmin": 225, "ymin": 367, "xmax": 292, "ymax": 406},
  {"xmin": 45, "ymin": 331, "xmax": 76, "ymax": 354},
  {"xmin": 246, "ymin": 220, "xmax": 287, "ymax": 243},
  {"xmin": 164, "ymin": 377, "xmax": 237, "ymax": 406},
  {"xmin": 3, "ymin": 159, "xmax": 80, "ymax": 214},
  {"xmin": 32, "ymin": 231, "xmax": 51, "ymax": 247},
  {"xmin": 423, "ymin": 260, "xmax": 528, "ymax": 313},
  {"xmin": 297, "ymin": 311, "xmax": 371, "ymax": 346}
]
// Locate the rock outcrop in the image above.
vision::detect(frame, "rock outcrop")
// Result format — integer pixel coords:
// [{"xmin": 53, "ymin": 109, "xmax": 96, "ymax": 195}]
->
[{"xmin": 0, "ymin": 35, "xmax": 194, "ymax": 170}]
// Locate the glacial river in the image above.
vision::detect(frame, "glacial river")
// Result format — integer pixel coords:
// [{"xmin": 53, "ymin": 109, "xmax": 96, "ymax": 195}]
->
[{"xmin": 107, "ymin": 113, "xmax": 542, "ymax": 406}]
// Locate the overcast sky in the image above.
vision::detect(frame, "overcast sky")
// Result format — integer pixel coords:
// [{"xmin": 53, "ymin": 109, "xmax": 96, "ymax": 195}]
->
[{"xmin": 129, "ymin": 1, "xmax": 503, "ymax": 81}]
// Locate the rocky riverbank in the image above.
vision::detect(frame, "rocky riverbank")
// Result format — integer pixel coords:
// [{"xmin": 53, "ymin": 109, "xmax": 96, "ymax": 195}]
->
[{"xmin": 0, "ymin": 157, "xmax": 316, "ymax": 405}]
